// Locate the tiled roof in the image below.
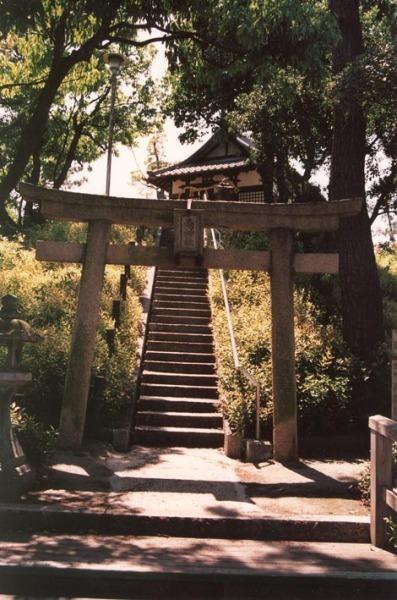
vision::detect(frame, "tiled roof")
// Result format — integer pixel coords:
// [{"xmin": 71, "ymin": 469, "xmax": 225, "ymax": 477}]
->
[{"xmin": 148, "ymin": 159, "xmax": 248, "ymax": 180}]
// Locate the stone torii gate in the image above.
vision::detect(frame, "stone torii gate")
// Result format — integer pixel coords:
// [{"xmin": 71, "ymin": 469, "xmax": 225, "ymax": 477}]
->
[{"xmin": 20, "ymin": 183, "xmax": 361, "ymax": 462}]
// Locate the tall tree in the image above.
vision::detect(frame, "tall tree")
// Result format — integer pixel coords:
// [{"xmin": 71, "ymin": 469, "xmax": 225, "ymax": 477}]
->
[
  {"xmin": 0, "ymin": 0, "xmax": 199, "ymax": 232},
  {"xmin": 166, "ymin": 0, "xmax": 335, "ymax": 202},
  {"xmin": 329, "ymin": 0, "xmax": 384, "ymax": 358},
  {"xmin": 165, "ymin": 0, "xmax": 396, "ymax": 358}
]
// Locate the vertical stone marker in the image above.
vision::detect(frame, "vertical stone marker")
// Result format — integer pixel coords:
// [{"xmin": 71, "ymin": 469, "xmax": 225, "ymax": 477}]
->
[
  {"xmin": 58, "ymin": 220, "xmax": 111, "ymax": 448},
  {"xmin": 269, "ymin": 229, "xmax": 298, "ymax": 462},
  {"xmin": 392, "ymin": 329, "xmax": 397, "ymax": 421}
]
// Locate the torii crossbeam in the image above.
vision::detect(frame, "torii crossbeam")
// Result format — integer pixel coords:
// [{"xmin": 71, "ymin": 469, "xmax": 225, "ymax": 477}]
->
[{"xmin": 20, "ymin": 183, "xmax": 361, "ymax": 461}]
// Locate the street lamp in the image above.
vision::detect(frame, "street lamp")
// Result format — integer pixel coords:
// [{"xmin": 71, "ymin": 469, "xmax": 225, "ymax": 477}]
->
[{"xmin": 103, "ymin": 52, "xmax": 127, "ymax": 196}]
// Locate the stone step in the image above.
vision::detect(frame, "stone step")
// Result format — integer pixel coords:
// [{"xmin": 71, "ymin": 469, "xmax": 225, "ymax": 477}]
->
[
  {"xmin": 144, "ymin": 360, "xmax": 216, "ymax": 374},
  {"xmin": 151, "ymin": 307, "xmax": 211, "ymax": 319},
  {"xmin": 135, "ymin": 411, "xmax": 223, "ymax": 428},
  {"xmin": 150, "ymin": 314, "xmax": 211, "ymax": 325},
  {"xmin": 154, "ymin": 293, "xmax": 209, "ymax": 303},
  {"xmin": 155, "ymin": 277, "xmax": 208, "ymax": 290},
  {"xmin": 142, "ymin": 371, "xmax": 218, "ymax": 387},
  {"xmin": 135, "ymin": 264, "xmax": 216, "ymax": 449},
  {"xmin": 155, "ymin": 281, "xmax": 208, "ymax": 291},
  {"xmin": 149, "ymin": 322, "xmax": 212, "ymax": 334},
  {"xmin": 2, "ymin": 534, "xmax": 395, "ymax": 599},
  {"xmin": 155, "ymin": 278, "xmax": 208, "ymax": 288},
  {"xmin": 0, "ymin": 503, "xmax": 371, "ymax": 543},
  {"xmin": 158, "ymin": 269, "xmax": 207, "ymax": 277},
  {"xmin": 148, "ymin": 331, "xmax": 213, "ymax": 344},
  {"xmin": 140, "ymin": 383, "xmax": 218, "ymax": 399},
  {"xmin": 146, "ymin": 340, "xmax": 214, "ymax": 354},
  {"xmin": 154, "ymin": 288, "xmax": 208, "ymax": 299},
  {"xmin": 144, "ymin": 351, "xmax": 215, "ymax": 364},
  {"xmin": 153, "ymin": 300, "xmax": 210, "ymax": 310},
  {"xmin": 154, "ymin": 283, "xmax": 208, "ymax": 294},
  {"xmin": 134, "ymin": 425, "xmax": 223, "ymax": 448},
  {"xmin": 138, "ymin": 396, "xmax": 219, "ymax": 412},
  {"xmin": 1, "ymin": 506, "xmax": 390, "ymax": 599}
]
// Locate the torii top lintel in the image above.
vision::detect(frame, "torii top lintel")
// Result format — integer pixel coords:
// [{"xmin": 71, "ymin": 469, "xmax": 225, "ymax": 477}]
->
[{"xmin": 20, "ymin": 183, "xmax": 362, "ymax": 233}]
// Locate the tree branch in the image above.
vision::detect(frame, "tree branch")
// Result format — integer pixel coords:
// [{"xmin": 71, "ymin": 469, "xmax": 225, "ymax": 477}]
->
[{"xmin": 0, "ymin": 77, "xmax": 48, "ymax": 91}]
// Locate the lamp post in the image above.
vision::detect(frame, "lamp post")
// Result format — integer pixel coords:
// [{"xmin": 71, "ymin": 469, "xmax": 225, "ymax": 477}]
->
[{"xmin": 104, "ymin": 52, "xmax": 127, "ymax": 196}]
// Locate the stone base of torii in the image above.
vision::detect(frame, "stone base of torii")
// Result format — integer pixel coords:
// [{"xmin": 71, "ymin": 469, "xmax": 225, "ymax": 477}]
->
[{"xmin": 20, "ymin": 183, "xmax": 361, "ymax": 462}]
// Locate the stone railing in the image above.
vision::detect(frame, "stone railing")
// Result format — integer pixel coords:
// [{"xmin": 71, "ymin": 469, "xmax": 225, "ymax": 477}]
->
[{"xmin": 369, "ymin": 415, "xmax": 397, "ymax": 547}]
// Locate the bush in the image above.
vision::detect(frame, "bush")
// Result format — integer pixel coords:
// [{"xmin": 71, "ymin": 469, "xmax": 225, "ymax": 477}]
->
[
  {"xmin": 209, "ymin": 241, "xmax": 397, "ymax": 438},
  {"xmin": 0, "ymin": 224, "xmax": 146, "ymax": 464},
  {"xmin": 209, "ymin": 270, "xmax": 381, "ymax": 438},
  {"xmin": 10, "ymin": 403, "xmax": 58, "ymax": 468}
]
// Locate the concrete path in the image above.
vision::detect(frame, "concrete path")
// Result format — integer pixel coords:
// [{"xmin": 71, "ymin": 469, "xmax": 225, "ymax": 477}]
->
[
  {"xmin": 1, "ymin": 445, "xmax": 396, "ymax": 599},
  {"xmin": 22, "ymin": 444, "xmax": 368, "ymax": 520}
]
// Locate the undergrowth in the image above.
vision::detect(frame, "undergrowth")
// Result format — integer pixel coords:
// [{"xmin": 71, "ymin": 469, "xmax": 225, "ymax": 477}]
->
[{"xmin": 0, "ymin": 223, "xmax": 147, "ymax": 466}]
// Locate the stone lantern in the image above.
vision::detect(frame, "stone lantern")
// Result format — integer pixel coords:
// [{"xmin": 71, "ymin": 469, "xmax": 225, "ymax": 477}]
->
[{"xmin": 0, "ymin": 295, "xmax": 42, "ymax": 500}]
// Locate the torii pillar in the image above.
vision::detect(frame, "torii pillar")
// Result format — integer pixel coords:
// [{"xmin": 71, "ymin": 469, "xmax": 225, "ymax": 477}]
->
[
  {"xmin": 269, "ymin": 229, "xmax": 297, "ymax": 461},
  {"xmin": 59, "ymin": 220, "xmax": 111, "ymax": 448}
]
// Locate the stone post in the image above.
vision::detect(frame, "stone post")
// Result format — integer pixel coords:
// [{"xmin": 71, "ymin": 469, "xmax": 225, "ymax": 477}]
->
[
  {"xmin": 269, "ymin": 228, "xmax": 298, "ymax": 462},
  {"xmin": 58, "ymin": 220, "xmax": 111, "ymax": 449}
]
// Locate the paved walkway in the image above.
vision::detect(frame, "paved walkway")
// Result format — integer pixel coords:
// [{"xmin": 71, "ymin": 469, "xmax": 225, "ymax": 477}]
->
[
  {"xmin": 1, "ymin": 445, "xmax": 396, "ymax": 599},
  {"xmin": 22, "ymin": 444, "xmax": 368, "ymax": 519}
]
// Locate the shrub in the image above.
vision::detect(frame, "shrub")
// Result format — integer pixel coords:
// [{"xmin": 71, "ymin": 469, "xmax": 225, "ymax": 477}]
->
[
  {"xmin": 209, "ymin": 268, "xmax": 368, "ymax": 438},
  {"xmin": 0, "ymin": 225, "xmax": 146, "ymax": 464},
  {"xmin": 209, "ymin": 241, "xmax": 397, "ymax": 439},
  {"xmin": 10, "ymin": 403, "xmax": 58, "ymax": 468}
]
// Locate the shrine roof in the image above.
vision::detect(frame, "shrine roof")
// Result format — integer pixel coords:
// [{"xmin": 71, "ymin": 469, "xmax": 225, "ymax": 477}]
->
[
  {"xmin": 148, "ymin": 159, "xmax": 248, "ymax": 180},
  {"xmin": 147, "ymin": 129, "xmax": 255, "ymax": 184}
]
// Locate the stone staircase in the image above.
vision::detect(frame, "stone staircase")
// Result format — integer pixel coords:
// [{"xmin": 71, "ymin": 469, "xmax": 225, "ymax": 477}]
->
[{"xmin": 133, "ymin": 255, "xmax": 224, "ymax": 448}]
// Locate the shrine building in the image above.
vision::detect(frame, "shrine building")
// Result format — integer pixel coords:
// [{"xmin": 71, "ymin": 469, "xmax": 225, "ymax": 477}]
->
[{"xmin": 146, "ymin": 129, "xmax": 264, "ymax": 202}]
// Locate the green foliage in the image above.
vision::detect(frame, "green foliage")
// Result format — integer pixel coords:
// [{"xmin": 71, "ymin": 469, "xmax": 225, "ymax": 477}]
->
[
  {"xmin": 357, "ymin": 461, "xmax": 371, "ymax": 506},
  {"xmin": 165, "ymin": 0, "xmax": 396, "ymax": 211},
  {"xmin": 377, "ymin": 244, "xmax": 397, "ymax": 329},
  {"xmin": 210, "ymin": 267, "xmax": 361, "ymax": 436},
  {"xmin": 10, "ymin": 403, "xmax": 58, "ymax": 468},
  {"xmin": 165, "ymin": 0, "xmax": 337, "ymax": 200},
  {"xmin": 0, "ymin": 18, "xmax": 158, "ymax": 190},
  {"xmin": 210, "ymin": 243, "xmax": 397, "ymax": 437},
  {"xmin": 0, "ymin": 0, "xmax": 182, "ymax": 229},
  {"xmin": 385, "ymin": 516, "xmax": 397, "ymax": 552},
  {"xmin": 0, "ymin": 228, "xmax": 146, "ymax": 460}
]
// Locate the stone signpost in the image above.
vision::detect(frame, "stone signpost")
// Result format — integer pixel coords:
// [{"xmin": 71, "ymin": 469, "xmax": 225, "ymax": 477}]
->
[{"xmin": 20, "ymin": 182, "xmax": 361, "ymax": 461}]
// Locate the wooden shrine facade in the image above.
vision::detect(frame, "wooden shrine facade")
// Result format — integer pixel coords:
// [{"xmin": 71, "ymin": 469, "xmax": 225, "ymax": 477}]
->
[
  {"xmin": 146, "ymin": 129, "xmax": 264, "ymax": 202},
  {"xmin": 20, "ymin": 182, "xmax": 361, "ymax": 462}
]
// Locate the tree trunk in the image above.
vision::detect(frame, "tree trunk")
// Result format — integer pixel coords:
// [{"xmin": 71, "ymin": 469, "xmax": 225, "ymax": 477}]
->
[
  {"xmin": 329, "ymin": 0, "xmax": 384, "ymax": 359},
  {"xmin": 54, "ymin": 122, "xmax": 84, "ymax": 189},
  {"xmin": 257, "ymin": 148, "xmax": 274, "ymax": 203}
]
